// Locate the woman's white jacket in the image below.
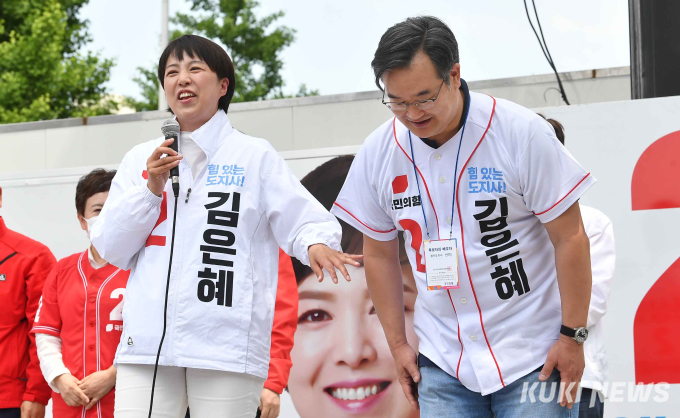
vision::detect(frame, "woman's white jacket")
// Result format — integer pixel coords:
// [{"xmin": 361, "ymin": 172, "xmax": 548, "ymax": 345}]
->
[{"xmin": 91, "ymin": 111, "xmax": 341, "ymax": 379}]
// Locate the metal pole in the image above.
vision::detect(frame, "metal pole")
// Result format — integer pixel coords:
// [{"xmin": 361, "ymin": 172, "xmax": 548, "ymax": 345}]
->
[
  {"xmin": 159, "ymin": 0, "xmax": 169, "ymax": 110},
  {"xmin": 628, "ymin": 0, "xmax": 680, "ymax": 99},
  {"xmin": 628, "ymin": 0, "xmax": 643, "ymax": 99}
]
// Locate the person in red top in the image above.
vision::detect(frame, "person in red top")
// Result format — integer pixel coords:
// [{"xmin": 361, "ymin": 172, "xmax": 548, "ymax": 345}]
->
[
  {"xmin": 31, "ymin": 169, "xmax": 129, "ymax": 418},
  {"xmin": 258, "ymin": 249, "xmax": 299, "ymax": 418},
  {"xmin": 0, "ymin": 187, "xmax": 55, "ymax": 418}
]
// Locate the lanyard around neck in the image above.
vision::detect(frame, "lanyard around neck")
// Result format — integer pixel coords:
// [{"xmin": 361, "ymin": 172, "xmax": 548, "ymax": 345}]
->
[{"xmin": 407, "ymin": 95, "xmax": 470, "ymax": 241}]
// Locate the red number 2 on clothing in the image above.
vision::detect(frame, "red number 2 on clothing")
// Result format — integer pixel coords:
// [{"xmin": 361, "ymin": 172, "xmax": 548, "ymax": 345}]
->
[
  {"xmin": 142, "ymin": 170, "xmax": 168, "ymax": 247},
  {"xmin": 109, "ymin": 288, "xmax": 125, "ymax": 321},
  {"xmin": 399, "ymin": 219, "xmax": 426, "ymax": 273}
]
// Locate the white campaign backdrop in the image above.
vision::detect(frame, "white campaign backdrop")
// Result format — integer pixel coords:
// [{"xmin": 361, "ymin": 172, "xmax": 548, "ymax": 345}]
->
[{"xmin": 1, "ymin": 96, "xmax": 679, "ymax": 418}]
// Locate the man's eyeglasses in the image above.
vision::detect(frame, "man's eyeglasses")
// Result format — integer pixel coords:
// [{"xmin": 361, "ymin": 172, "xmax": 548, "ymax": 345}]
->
[{"xmin": 382, "ymin": 80, "xmax": 446, "ymax": 111}]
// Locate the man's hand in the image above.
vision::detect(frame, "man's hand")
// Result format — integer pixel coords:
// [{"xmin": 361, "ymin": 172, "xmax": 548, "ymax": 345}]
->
[
  {"xmin": 390, "ymin": 343, "xmax": 420, "ymax": 411},
  {"xmin": 146, "ymin": 138, "xmax": 183, "ymax": 197},
  {"xmin": 20, "ymin": 401, "xmax": 45, "ymax": 418},
  {"xmin": 78, "ymin": 367, "xmax": 117, "ymax": 410},
  {"xmin": 308, "ymin": 244, "xmax": 362, "ymax": 284},
  {"xmin": 54, "ymin": 374, "xmax": 89, "ymax": 407},
  {"xmin": 539, "ymin": 335, "xmax": 585, "ymax": 409},
  {"xmin": 258, "ymin": 388, "xmax": 280, "ymax": 418}
]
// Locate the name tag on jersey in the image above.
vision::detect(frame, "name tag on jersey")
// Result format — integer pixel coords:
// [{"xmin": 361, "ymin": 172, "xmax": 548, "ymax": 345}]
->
[{"xmin": 424, "ymin": 239, "xmax": 460, "ymax": 290}]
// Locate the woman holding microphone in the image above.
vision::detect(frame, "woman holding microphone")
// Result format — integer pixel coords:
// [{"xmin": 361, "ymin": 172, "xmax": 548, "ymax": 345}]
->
[{"xmin": 91, "ymin": 35, "xmax": 358, "ymax": 418}]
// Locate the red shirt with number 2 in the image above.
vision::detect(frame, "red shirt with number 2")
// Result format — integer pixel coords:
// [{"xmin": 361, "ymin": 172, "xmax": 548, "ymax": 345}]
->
[{"xmin": 32, "ymin": 250, "xmax": 129, "ymax": 418}]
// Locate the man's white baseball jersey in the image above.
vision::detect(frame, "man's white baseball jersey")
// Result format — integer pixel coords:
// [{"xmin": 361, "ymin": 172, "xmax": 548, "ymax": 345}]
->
[
  {"xmin": 580, "ymin": 205, "xmax": 615, "ymax": 394},
  {"xmin": 91, "ymin": 110, "xmax": 341, "ymax": 379},
  {"xmin": 332, "ymin": 81, "xmax": 596, "ymax": 395}
]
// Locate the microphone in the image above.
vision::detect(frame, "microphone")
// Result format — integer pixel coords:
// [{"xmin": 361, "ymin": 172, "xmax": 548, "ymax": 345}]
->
[
  {"xmin": 161, "ymin": 119, "xmax": 181, "ymax": 198},
  {"xmin": 149, "ymin": 120, "xmax": 182, "ymax": 418}
]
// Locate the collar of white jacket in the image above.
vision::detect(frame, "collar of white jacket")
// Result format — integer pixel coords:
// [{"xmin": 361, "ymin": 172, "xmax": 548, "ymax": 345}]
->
[{"xmin": 174, "ymin": 110, "xmax": 234, "ymax": 158}]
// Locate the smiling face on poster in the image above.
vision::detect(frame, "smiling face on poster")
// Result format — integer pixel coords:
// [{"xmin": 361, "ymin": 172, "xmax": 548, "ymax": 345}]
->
[
  {"xmin": 289, "ymin": 258, "xmax": 418, "ymax": 417},
  {"xmin": 286, "ymin": 156, "xmax": 420, "ymax": 418}
]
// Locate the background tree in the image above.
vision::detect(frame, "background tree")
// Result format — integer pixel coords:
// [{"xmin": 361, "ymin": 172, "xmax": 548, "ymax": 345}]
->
[
  {"xmin": 0, "ymin": 0, "xmax": 89, "ymax": 54},
  {"xmin": 276, "ymin": 84, "xmax": 319, "ymax": 99},
  {"xmin": 169, "ymin": 0, "xmax": 317, "ymax": 103},
  {"xmin": 123, "ymin": 65, "xmax": 159, "ymax": 112},
  {"xmin": 126, "ymin": 62, "xmax": 318, "ymax": 111},
  {"xmin": 0, "ymin": 0, "xmax": 116, "ymax": 124}
]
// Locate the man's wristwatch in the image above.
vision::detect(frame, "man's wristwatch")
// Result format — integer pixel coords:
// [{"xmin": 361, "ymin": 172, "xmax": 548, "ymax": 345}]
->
[{"xmin": 560, "ymin": 325, "xmax": 589, "ymax": 344}]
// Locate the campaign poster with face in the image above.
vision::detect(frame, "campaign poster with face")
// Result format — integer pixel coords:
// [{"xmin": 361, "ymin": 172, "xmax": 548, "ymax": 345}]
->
[{"xmin": 280, "ymin": 156, "xmax": 420, "ymax": 418}]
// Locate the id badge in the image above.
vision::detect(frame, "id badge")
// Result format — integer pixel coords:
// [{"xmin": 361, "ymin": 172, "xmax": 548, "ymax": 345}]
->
[{"xmin": 424, "ymin": 239, "xmax": 460, "ymax": 290}]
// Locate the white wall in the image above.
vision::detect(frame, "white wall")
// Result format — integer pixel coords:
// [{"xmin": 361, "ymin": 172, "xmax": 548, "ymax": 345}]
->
[
  {"xmin": 0, "ymin": 93, "xmax": 392, "ymax": 176},
  {"xmin": 0, "ymin": 67, "xmax": 630, "ymax": 175}
]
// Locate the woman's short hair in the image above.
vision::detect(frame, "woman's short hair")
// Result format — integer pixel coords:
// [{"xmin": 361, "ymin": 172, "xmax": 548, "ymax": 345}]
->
[
  {"xmin": 75, "ymin": 169, "xmax": 116, "ymax": 216},
  {"xmin": 158, "ymin": 35, "xmax": 236, "ymax": 113},
  {"xmin": 292, "ymin": 156, "xmax": 409, "ymax": 283}
]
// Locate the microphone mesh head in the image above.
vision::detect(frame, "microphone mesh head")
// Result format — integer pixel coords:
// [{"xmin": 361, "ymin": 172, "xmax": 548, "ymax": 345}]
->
[{"xmin": 161, "ymin": 119, "xmax": 180, "ymax": 137}]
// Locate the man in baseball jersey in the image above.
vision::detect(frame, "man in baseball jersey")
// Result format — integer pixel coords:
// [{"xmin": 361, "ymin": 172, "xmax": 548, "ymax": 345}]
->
[
  {"xmin": 332, "ymin": 16, "xmax": 594, "ymax": 417},
  {"xmin": 32, "ymin": 169, "xmax": 129, "ymax": 418},
  {"xmin": 542, "ymin": 117, "xmax": 615, "ymax": 418},
  {"xmin": 0, "ymin": 188, "xmax": 54, "ymax": 418}
]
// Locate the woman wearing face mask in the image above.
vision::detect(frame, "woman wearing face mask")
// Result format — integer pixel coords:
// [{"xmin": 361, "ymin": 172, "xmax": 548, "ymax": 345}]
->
[
  {"xmin": 286, "ymin": 156, "xmax": 420, "ymax": 418},
  {"xmin": 90, "ymin": 35, "xmax": 357, "ymax": 417},
  {"xmin": 32, "ymin": 168, "xmax": 128, "ymax": 418}
]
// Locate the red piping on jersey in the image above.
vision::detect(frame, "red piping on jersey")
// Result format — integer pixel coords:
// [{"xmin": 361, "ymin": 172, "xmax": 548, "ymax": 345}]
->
[
  {"xmin": 392, "ymin": 118, "xmax": 441, "ymax": 239},
  {"xmin": 455, "ymin": 96, "xmax": 506, "ymax": 388},
  {"xmin": 533, "ymin": 173, "xmax": 592, "ymax": 216},
  {"xmin": 333, "ymin": 203, "xmax": 397, "ymax": 233},
  {"xmin": 76, "ymin": 252, "xmax": 89, "ymax": 418},
  {"xmin": 32, "ymin": 326, "xmax": 60, "ymax": 334},
  {"xmin": 95, "ymin": 268, "xmax": 119, "ymax": 418},
  {"xmin": 79, "ymin": 251, "xmax": 119, "ymax": 418},
  {"xmin": 393, "ymin": 119, "xmax": 462, "ymax": 375},
  {"xmin": 447, "ymin": 290, "xmax": 464, "ymax": 379}
]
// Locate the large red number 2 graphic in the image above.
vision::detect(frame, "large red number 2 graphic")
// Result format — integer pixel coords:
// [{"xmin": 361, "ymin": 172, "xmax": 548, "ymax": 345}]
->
[
  {"xmin": 399, "ymin": 219, "xmax": 426, "ymax": 273},
  {"xmin": 632, "ymin": 130, "xmax": 680, "ymax": 384},
  {"xmin": 142, "ymin": 170, "xmax": 168, "ymax": 247}
]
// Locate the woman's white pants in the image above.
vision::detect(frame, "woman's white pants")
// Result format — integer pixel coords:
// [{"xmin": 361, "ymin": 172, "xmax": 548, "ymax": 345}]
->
[{"xmin": 114, "ymin": 364, "xmax": 264, "ymax": 418}]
